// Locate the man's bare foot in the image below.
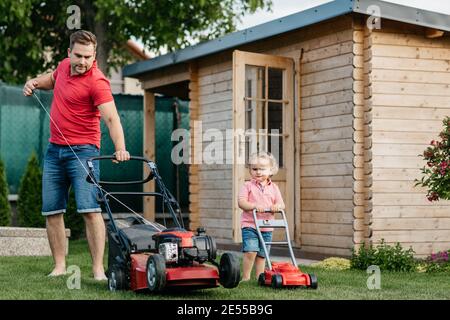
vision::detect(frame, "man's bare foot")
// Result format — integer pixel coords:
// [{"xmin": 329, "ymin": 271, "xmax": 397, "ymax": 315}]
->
[
  {"xmin": 93, "ymin": 268, "xmax": 107, "ymax": 281},
  {"xmin": 93, "ymin": 273, "xmax": 107, "ymax": 281},
  {"xmin": 48, "ymin": 267, "xmax": 67, "ymax": 277}
]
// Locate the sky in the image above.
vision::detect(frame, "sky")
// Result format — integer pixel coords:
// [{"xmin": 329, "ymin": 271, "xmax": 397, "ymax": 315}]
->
[{"xmin": 237, "ymin": 0, "xmax": 450, "ymax": 30}]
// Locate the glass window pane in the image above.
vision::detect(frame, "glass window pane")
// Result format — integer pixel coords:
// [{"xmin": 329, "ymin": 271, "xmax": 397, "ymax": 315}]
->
[
  {"xmin": 268, "ymin": 68, "xmax": 283, "ymax": 100},
  {"xmin": 245, "ymin": 65, "xmax": 265, "ymax": 99},
  {"xmin": 245, "ymin": 130, "xmax": 258, "ymax": 165},
  {"xmin": 245, "ymin": 100, "xmax": 256, "ymax": 131},
  {"xmin": 245, "ymin": 100, "xmax": 264, "ymax": 131},
  {"xmin": 268, "ymin": 102, "xmax": 282, "ymax": 134},
  {"xmin": 269, "ymin": 135, "xmax": 283, "ymax": 167}
]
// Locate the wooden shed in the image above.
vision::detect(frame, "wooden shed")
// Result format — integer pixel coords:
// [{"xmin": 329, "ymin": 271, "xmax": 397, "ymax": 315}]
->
[{"xmin": 123, "ymin": 0, "xmax": 450, "ymax": 258}]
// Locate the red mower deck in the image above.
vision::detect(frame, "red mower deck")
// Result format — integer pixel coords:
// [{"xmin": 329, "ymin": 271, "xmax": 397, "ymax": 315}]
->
[{"xmin": 253, "ymin": 209, "xmax": 318, "ymax": 289}]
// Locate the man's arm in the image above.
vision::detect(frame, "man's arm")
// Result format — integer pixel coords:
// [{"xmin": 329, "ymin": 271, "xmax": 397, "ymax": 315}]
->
[
  {"xmin": 98, "ymin": 101, "xmax": 130, "ymax": 162},
  {"xmin": 23, "ymin": 72, "xmax": 55, "ymax": 96}
]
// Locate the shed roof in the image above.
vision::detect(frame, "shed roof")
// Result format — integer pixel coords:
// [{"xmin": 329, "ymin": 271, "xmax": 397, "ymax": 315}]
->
[{"xmin": 123, "ymin": 0, "xmax": 450, "ymax": 77}]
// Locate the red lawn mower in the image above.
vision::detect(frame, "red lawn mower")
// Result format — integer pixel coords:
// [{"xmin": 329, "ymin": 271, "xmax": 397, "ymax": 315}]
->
[
  {"xmin": 86, "ymin": 156, "xmax": 240, "ymax": 292},
  {"xmin": 253, "ymin": 209, "xmax": 318, "ymax": 289}
]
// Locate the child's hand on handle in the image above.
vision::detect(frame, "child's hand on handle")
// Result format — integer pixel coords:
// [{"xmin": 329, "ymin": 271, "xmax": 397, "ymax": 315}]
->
[
  {"xmin": 270, "ymin": 205, "xmax": 282, "ymax": 213},
  {"xmin": 255, "ymin": 206, "xmax": 266, "ymax": 213}
]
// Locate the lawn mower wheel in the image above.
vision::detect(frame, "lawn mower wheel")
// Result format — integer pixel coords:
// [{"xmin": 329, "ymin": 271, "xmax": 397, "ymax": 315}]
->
[
  {"xmin": 219, "ymin": 253, "xmax": 240, "ymax": 288},
  {"xmin": 146, "ymin": 254, "xmax": 166, "ymax": 292},
  {"xmin": 271, "ymin": 274, "xmax": 283, "ymax": 288},
  {"xmin": 308, "ymin": 273, "xmax": 318, "ymax": 289},
  {"xmin": 258, "ymin": 273, "xmax": 266, "ymax": 286},
  {"xmin": 108, "ymin": 265, "xmax": 127, "ymax": 292}
]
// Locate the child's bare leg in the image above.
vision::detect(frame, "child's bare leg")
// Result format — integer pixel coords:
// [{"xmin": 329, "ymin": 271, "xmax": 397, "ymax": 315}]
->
[
  {"xmin": 242, "ymin": 252, "xmax": 257, "ymax": 281},
  {"xmin": 255, "ymin": 256, "xmax": 266, "ymax": 279}
]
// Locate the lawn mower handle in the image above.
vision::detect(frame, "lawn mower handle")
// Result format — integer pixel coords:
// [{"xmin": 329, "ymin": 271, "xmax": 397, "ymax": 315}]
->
[
  {"xmin": 258, "ymin": 209, "xmax": 284, "ymax": 213},
  {"xmin": 89, "ymin": 155, "xmax": 151, "ymax": 162},
  {"xmin": 85, "ymin": 155, "xmax": 155, "ymax": 185}
]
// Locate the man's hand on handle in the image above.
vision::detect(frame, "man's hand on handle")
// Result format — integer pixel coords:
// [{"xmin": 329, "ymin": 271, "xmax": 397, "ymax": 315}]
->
[
  {"xmin": 23, "ymin": 79, "xmax": 38, "ymax": 96},
  {"xmin": 113, "ymin": 150, "xmax": 130, "ymax": 163}
]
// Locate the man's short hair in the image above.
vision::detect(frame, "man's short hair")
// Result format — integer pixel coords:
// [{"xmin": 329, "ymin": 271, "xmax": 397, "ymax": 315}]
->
[{"xmin": 70, "ymin": 30, "xmax": 97, "ymax": 50}]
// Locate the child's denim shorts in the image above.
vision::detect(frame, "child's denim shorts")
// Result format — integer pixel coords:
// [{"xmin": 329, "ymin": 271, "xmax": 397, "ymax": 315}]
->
[
  {"xmin": 42, "ymin": 143, "xmax": 101, "ymax": 215},
  {"xmin": 241, "ymin": 227, "xmax": 273, "ymax": 258}
]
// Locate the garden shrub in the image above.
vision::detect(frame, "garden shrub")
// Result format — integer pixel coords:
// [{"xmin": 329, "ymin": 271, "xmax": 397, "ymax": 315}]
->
[
  {"xmin": 424, "ymin": 250, "xmax": 450, "ymax": 273},
  {"xmin": 415, "ymin": 116, "xmax": 450, "ymax": 201},
  {"xmin": 351, "ymin": 240, "xmax": 417, "ymax": 272},
  {"xmin": 17, "ymin": 152, "xmax": 45, "ymax": 228},
  {"xmin": 0, "ymin": 158, "xmax": 11, "ymax": 226}
]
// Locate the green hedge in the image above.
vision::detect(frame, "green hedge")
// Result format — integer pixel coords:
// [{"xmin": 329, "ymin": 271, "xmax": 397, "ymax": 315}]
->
[
  {"xmin": 0, "ymin": 158, "xmax": 11, "ymax": 226},
  {"xmin": 17, "ymin": 152, "xmax": 44, "ymax": 228}
]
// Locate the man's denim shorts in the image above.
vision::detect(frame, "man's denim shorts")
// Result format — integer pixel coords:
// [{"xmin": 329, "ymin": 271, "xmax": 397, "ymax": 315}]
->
[
  {"xmin": 241, "ymin": 227, "xmax": 272, "ymax": 258},
  {"xmin": 42, "ymin": 143, "xmax": 101, "ymax": 216}
]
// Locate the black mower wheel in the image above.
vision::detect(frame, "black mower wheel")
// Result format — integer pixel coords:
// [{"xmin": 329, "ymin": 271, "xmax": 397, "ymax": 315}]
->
[
  {"xmin": 219, "ymin": 253, "xmax": 240, "ymax": 288},
  {"xmin": 146, "ymin": 254, "xmax": 166, "ymax": 292},
  {"xmin": 308, "ymin": 273, "xmax": 318, "ymax": 289},
  {"xmin": 258, "ymin": 273, "xmax": 266, "ymax": 286},
  {"xmin": 271, "ymin": 274, "xmax": 283, "ymax": 289},
  {"xmin": 108, "ymin": 265, "xmax": 127, "ymax": 292}
]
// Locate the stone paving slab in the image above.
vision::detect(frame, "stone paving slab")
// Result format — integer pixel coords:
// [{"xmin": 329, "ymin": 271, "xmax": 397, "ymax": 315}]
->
[{"xmin": 0, "ymin": 227, "xmax": 70, "ymax": 256}]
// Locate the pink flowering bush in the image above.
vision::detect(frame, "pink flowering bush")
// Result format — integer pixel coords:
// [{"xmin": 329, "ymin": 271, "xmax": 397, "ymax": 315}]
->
[
  {"xmin": 424, "ymin": 250, "xmax": 450, "ymax": 273},
  {"xmin": 415, "ymin": 117, "xmax": 450, "ymax": 201}
]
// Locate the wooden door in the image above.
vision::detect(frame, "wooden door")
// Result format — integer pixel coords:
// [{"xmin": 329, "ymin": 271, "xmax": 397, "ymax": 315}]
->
[{"xmin": 232, "ymin": 50, "xmax": 295, "ymax": 242}]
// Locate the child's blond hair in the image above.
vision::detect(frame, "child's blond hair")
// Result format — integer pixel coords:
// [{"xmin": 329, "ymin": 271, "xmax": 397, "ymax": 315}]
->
[{"xmin": 248, "ymin": 151, "xmax": 279, "ymax": 176}]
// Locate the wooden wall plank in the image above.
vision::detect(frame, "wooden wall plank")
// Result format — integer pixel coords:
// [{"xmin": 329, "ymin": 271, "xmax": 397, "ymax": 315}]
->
[
  {"xmin": 372, "ymin": 218, "xmax": 450, "ymax": 230},
  {"xmin": 372, "ymin": 205, "xmax": 450, "ymax": 218},
  {"xmin": 301, "ymin": 223, "xmax": 353, "ymax": 236},
  {"xmin": 143, "ymin": 91, "xmax": 155, "ymax": 221},
  {"xmin": 372, "ymin": 230, "xmax": 450, "ymax": 243}
]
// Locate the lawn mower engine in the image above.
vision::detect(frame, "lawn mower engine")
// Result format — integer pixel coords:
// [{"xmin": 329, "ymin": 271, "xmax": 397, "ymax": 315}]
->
[{"xmin": 153, "ymin": 227, "xmax": 217, "ymax": 266}]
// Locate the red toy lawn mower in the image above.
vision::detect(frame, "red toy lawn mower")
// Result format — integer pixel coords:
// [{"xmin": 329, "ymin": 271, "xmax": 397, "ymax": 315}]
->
[
  {"xmin": 86, "ymin": 156, "xmax": 240, "ymax": 292},
  {"xmin": 253, "ymin": 209, "xmax": 318, "ymax": 289}
]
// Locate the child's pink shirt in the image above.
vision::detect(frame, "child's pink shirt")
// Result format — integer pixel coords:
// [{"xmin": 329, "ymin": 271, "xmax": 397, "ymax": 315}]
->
[{"xmin": 238, "ymin": 178, "xmax": 285, "ymax": 231}]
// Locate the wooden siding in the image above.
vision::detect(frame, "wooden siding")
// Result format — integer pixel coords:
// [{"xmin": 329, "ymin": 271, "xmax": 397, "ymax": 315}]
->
[
  {"xmin": 193, "ymin": 16, "xmax": 358, "ymax": 250},
  {"xmin": 188, "ymin": 62, "xmax": 201, "ymax": 232},
  {"xmin": 352, "ymin": 17, "xmax": 373, "ymax": 250},
  {"xmin": 297, "ymin": 17, "xmax": 355, "ymax": 256},
  {"xmin": 195, "ymin": 54, "xmax": 234, "ymax": 243},
  {"xmin": 370, "ymin": 20, "xmax": 450, "ymax": 257}
]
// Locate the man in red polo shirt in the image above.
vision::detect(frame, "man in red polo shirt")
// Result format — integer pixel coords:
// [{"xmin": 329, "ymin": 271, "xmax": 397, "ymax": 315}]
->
[{"xmin": 23, "ymin": 30, "xmax": 130, "ymax": 280}]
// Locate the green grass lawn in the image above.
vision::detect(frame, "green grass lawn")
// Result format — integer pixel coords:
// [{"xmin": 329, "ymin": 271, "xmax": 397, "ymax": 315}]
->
[{"xmin": 0, "ymin": 239, "xmax": 448, "ymax": 300}]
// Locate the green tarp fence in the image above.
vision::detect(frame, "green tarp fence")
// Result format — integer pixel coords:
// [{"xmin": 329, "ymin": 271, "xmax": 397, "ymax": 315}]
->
[{"xmin": 0, "ymin": 83, "xmax": 189, "ymax": 212}]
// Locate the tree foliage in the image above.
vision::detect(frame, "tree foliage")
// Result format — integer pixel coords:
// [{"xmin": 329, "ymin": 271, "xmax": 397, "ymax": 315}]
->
[{"xmin": 0, "ymin": 0, "xmax": 271, "ymax": 83}]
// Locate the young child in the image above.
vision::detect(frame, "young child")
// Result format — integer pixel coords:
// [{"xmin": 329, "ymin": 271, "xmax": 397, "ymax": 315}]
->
[{"xmin": 238, "ymin": 151, "xmax": 285, "ymax": 281}]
